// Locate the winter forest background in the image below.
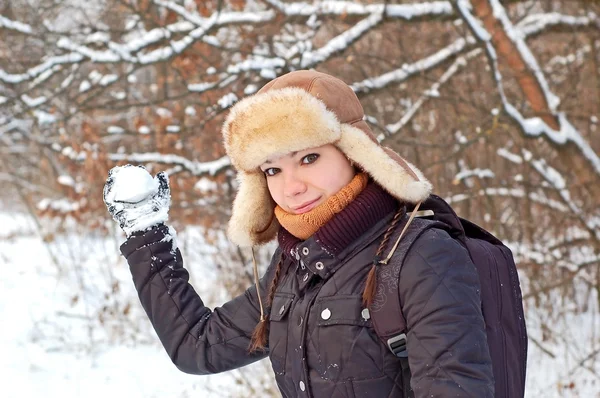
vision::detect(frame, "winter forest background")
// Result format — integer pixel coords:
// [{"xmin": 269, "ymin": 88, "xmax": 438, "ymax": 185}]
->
[{"xmin": 1, "ymin": 0, "xmax": 599, "ymax": 396}]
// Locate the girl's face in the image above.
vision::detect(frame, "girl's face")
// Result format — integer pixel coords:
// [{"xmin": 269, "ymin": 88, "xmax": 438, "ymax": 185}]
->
[{"xmin": 260, "ymin": 144, "xmax": 356, "ymax": 215}]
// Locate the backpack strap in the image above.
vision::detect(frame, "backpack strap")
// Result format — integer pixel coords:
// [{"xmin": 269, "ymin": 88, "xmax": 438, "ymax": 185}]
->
[{"xmin": 370, "ymin": 214, "xmax": 448, "ymax": 357}]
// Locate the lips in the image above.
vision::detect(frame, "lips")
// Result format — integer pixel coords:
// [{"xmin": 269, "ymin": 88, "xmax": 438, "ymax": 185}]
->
[{"xmin": 291, "ymin": 197, "xmax": 321, "ymax": 214}]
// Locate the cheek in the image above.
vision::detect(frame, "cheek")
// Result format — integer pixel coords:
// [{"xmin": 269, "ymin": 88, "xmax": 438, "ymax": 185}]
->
[
  {"xmin": 266, "ymin": 178, "xmax": 285, "ymax": 207},
  {"xmin": 320, "ymin": 168, "xmax": 354, "ymax": 195}
]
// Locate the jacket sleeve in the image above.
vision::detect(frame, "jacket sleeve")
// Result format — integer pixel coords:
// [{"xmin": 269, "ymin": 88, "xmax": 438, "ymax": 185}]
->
[
  {"xmin": 120, "ymin": 224, "xmax": 278, "ymax": 375},
  {"xmin": 399, "ymin": 228, "xmax": 495, "ymax": 397}
]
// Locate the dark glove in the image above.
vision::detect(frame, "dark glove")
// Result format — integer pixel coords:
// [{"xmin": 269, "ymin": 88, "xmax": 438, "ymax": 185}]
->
[{"xmin": 103, "ymin": 165, "xmax": 171, "ymax": 237}]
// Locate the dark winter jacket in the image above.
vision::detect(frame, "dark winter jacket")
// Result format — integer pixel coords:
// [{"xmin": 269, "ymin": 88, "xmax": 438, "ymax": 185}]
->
[{"xmin": 121, "ymin": 183, "xmax": 494, "ymax": 397}]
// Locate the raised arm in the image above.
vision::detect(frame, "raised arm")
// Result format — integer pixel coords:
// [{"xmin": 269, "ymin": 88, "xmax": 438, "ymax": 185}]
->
[
  {"xmin": 103, "ymin": 165, "xmax": 273, "ymax": 374},
  {"xmin": 121, "ymin": 225, "xmax": 276, "ymax": 374}
]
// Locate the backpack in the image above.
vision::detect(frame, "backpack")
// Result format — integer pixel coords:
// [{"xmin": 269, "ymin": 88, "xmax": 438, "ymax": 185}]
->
[{"xmin": 370, "ymin": 194, "xmax": 527, "ymax": 398}]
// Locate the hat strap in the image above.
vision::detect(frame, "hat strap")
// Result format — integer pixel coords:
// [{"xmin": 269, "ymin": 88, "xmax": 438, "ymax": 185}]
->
[
  {"xmin": 379, "ymin": 202, "xmax": 422, "ymax": 265},
  {"xmin": 251, "ymin": 247, "xmax": 266, "ymax": 322}
]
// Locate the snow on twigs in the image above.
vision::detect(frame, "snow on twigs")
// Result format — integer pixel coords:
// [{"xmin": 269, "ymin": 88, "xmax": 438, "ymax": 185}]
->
[
  {"xmin": 107, "ymin": 126, "xmax": 125, "ymax": 135},
  {"xmin": 218, "ymin": 93, "xmax": 238, "ymax": 109},
  {"xmin": 454, "ymin": 168, "xmax": 495, "ymax": 183},
  {"xmin": 488, "ymin": 0, "xmax": 560, "ymax": 111},
  {"xmin": 109, "ymin": 153, "xmax": 231, "ymax": 177},
  {"xmin": 0, "ymin": 15, "xmax": 33, "ymax": 34},
  {"xmin": 155, "ymin": 0, "xmax": 274, "ymax": 25},
  {"xmin": 57, "ymin": 38, "xmax": 121, "ymax": 63},
  {"xmin": 264, "ymin": 0, "xmax": 453, "ymax": 19},
  {"xmin": 301, "ymin": 11, "xmax": 383, "ymax": 68},
  {"xmin": 447, "ymin": 187, "xmax": 569, "ymax": 213},
  {"xmin": 456, "ymin": 0, "xmax": 600, "ymax": 176},
  {"xmin": 0, "ymin": 53, "xmax": 84, "ymax": 84},
  {"xmin": 385, "ymin": 1, "xmax": 453, "ymax": 19},
  {"xmin": 353, "ymin": 37, "xmax": 473, "ymax": 94},
  {"xmin": 34, "ymin": 110, "xmax": 57, "ymax": 126},
  {"xmin": 0, "ymin": 8, "xmax": 274, "ymax": 84},
  {"xmin": 21, "ymin": 95, "xmax": 47, "ymax": 108},
  {"xmin": 516, "ymin": 12, "xmax": 598, "ymax": 37},
  {"xmin": 456, "ymin": 0, "xmax": 490, "ymax": 41},
  {"xmin": 503, "ymin": 106, "xmax": 600, "ymax": 176},
  {"xmin": 496, "ymin": 148, "xmax": 523, "ymax": 164},
  {"xmin": 227, "ymin": 56, "xmax": 286, "ymax": 74},
  {"xmin": 383, "ymin": 48, "xmax": 481, "ymax": 138},
  {"xmin": 188, "ymin": 81, "xmax": 217, "ymax": 93},
  {"xmin": 37, "ymin": 198, "xmax": 80, "ymax": 213}
]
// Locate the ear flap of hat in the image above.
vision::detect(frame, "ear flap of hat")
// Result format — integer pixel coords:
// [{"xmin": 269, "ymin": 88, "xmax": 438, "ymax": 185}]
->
[
  {"xmin": 227, "ymin": 171, "xmax": 280, "ymax": 247},
  {"xmin": 337, "ymin": 124, "xmax": 432, "ymax": 203}
]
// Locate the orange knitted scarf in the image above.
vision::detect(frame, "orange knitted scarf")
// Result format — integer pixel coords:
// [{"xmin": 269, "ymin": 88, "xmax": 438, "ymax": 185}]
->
[{"xmin": 274, "ymin": 173, "xmax": 369, "ymax": 240}]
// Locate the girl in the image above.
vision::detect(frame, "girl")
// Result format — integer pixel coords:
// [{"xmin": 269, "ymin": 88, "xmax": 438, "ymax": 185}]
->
[{"xmin": 104, "ymin": 70, "xmax": 494, "ymax": 397}]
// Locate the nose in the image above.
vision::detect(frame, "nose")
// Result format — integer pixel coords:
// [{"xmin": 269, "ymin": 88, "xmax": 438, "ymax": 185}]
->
[{"xmin": 283, "ymin": 171, "xmax": 307, "ymax": 197}]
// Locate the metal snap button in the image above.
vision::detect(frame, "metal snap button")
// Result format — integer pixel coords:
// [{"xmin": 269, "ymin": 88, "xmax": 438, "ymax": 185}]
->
[
  {"xmin": 299, "ymin": 380, "xmax": 306, "ymax": 391},
  {"xmin": 302, "ymin": 247, "xmax": 309, "ymax": 256},
  {"xmin": 279, "ymin": 305, "xmax": 286, "ymax": 315},
  {"xmin": 321, "ymin": 308, "xmax": 331, "ymax": 320},
  {"xmin": 361, "ymin": 308, "xmax": 370, "ymax": 320},
  {"xmin": 302, "ymin": 273, "xmax": 309, "ymax": 282},
  {"xmin": 315, "ymin": 261, "xmax": 324, "ymax": 270}
]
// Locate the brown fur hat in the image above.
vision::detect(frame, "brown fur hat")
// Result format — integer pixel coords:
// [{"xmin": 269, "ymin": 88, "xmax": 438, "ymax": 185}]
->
[{"xmin": 222, "ymin": 70, "xmax": 432, "ymax": 247}]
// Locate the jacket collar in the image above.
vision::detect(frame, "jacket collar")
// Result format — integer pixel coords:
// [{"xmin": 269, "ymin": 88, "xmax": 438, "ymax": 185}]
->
[{"xmin": 277, "ymin": 181, "xmax": 402, "ymax": 285}]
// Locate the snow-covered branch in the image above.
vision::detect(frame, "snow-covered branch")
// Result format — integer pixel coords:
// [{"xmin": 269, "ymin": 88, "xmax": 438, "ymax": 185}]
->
[
  {"xmin": 516, "ymin": 12, "xmax": 599, "ymax": 38},
  {"xmin": 0, "ymin": 9, "xmax": 273, "ymax": 84},
  {"xmin": 44, "ymin": 137, "xmax": 233, "ymax": 177},
  {"xmin": 362, "ymin": 7, "xmax": 598, "ymax": 136},
  {"xmin": 301, "ymin": 11, "xmax": 384, "ymax": 68},
  {"xmin": 453, "ymin": 166, "xmax": 495, "ymax": 186},
  {"xmin": 0, "ymin": 172, "xmax": 54, "ymax": 195},
  {"xmin": 455, "ymin": 0, "xmax": 600, "ymax": 177},
  {"xmin": 446, "ymin": 187, "xmax": 569, "ymax": 213},
  {"xmin": 525, "ymin": 150, "xmax": 600, "ymax": 241},
  {"xmin": 382, "ymin": 48, "xmax": 482, "ymax": 138},
  {"xmin": 108, "ymin": 153, "xmax": 231, "ymax": 177},
  {"xmin": 352, "ymin": 36, "xmax": 475, "ymax": 93},
  {"xmin": 263, "ymin": 0, "xmax": 454, "ymax": 19},
  {"xmin": 496, "ymin": 147, "xmax": 599, "ymax": 241},
  {"xmin": 0, "ymin": 15, "xmax": 33, "ymax": 35},
  {"xmin": 0, "ymin": 53, "xmax": 84, "ymax": 84},
  {"xmin": 155, "ymin": 0, "xmax": 276, "ymax": 25},
  {"xmin": 226, "ymin": 56, "xmax": 286, "ymax": 75}
]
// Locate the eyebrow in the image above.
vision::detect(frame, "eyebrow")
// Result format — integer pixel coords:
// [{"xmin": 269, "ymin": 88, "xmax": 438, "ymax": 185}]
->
[{"xmin": 263, "ymin": 151, "xmax": 298, "ymax": 164}]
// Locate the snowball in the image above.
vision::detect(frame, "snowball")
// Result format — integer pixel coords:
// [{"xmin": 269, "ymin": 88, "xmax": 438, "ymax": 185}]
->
[{"xmin": 108, "ymin": 166, "xmax": 157, "ymax": 203}]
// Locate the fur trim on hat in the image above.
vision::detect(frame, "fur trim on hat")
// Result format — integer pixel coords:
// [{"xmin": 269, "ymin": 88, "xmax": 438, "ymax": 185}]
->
[
  {"xmin": 337, "ymin": 124, "xmax": 432, "ymax": 203},
  {"xmin": 222, "ymin": 87, "xmax": 341, "ymax": 171},
  {"xmin": 222, "ymin": 75, "xmax": 433, "ymax": 247},
  {"xmin": 228, "ymin": 171, "xmax": 280, "ymax": 247}
]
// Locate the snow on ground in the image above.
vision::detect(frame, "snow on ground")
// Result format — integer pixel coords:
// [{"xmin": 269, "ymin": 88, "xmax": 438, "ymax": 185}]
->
[
  {"xmin": 0, "ymin": 211, "xmax": 599, "ymax": 397},
  {"xmin": 0, "ymin": 212, "xmax": 275, "ymax": 397}
]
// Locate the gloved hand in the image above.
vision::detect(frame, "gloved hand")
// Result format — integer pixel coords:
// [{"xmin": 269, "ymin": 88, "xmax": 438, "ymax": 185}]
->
[{"xmin": 103, "ymin": 165, "xmax": 171, "ymax": 237}]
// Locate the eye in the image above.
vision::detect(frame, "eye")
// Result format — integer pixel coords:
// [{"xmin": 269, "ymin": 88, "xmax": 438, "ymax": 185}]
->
[
  {"xmin": 263, "ymin": 167, "xmax": 280, "ymax": 177},
  {"xmin": 301, "ymin": 153, "xmax": 319, "ymax": 164}
]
